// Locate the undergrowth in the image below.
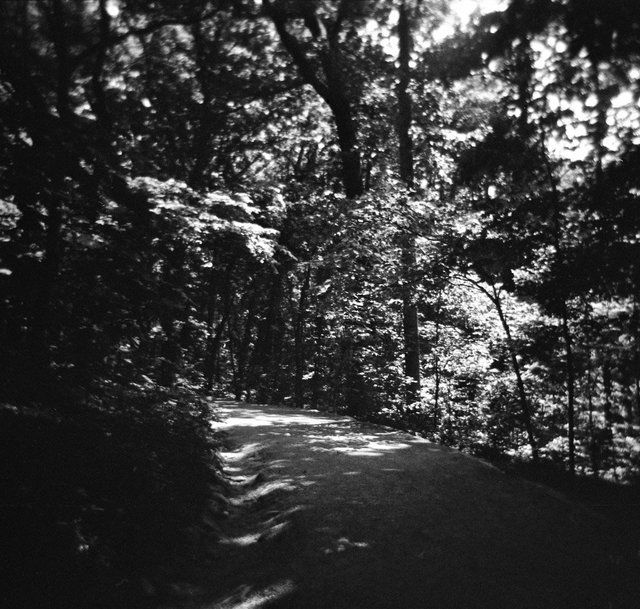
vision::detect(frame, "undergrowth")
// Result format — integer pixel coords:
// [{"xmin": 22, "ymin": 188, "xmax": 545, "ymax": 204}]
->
[{"xmin": 0, "ymin": 382, "xmax": 226, "ymax": 609}]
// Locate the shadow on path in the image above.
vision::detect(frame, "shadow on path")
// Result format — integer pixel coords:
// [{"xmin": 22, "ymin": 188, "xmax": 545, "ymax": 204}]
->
[{"xmin": 198, "ymin": 401, "xmax": 634, "ymax": 609}]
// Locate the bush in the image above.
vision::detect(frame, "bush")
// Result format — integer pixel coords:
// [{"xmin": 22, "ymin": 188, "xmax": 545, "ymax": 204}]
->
[{"xmin": 0, "ymin": 383, "xmax": 225, "ymax": 608}]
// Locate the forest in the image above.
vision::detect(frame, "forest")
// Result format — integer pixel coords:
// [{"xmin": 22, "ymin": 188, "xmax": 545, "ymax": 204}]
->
[{"xmin": 1, "ymin": 0, "xmax": 640, "ymax": 606}]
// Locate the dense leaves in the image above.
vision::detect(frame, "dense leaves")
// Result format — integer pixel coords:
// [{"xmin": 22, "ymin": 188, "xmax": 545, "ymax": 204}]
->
[{"xmin": 1, "ymin": 0, "xmax": 639, "ymax": 604}]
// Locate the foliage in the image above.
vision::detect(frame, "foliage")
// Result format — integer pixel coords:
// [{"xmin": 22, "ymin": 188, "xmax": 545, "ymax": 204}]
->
[
  {"xmin": 1, "ymin": 0, "xmax": 639, "ymax": 601},
  {"xmin": 0, "ymin": 384, "xmax": 224, "ymax": 608}
]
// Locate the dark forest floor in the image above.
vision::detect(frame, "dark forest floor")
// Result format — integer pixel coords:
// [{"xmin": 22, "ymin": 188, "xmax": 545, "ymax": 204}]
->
[{"xmin": 198, "ymin": 401, "xmax": 640, "ymax": 609}]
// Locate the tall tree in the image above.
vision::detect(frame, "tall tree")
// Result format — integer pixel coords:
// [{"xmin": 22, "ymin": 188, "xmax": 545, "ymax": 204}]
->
[
  {"xmin": 396, "ymin": 0, "xmax": 421, "ymax": 407},
  {"xmin": 264, "ymin": 0, "xmax": 363, "ymax": 198}
]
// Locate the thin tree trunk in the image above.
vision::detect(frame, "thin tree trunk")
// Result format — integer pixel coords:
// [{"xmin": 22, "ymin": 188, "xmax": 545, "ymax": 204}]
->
[
  {"xmin": 249, "ymin": 271, "xmax": 283, "ymax": 402},
  {"xmin": 633, "ymin": 295, "xmax": 640, "ymax": 421},
  {"xmin": 583, "ymin": 302, "xmax": 598, "ymax": 475},
  {"xmin": 234, "ymin": 289, "xmax": 258, "ymax": 400},
  {"xmin": 540, "ymin": 132, "xmax": 577, "ymax": 475},
  {"xmin": 34, "ymin": 0, "xmax": 69, "ymax": 369},
  {"xmin": 204, "ymin": 311, "xmax": 230, "ymax": 390},
  {"xmin": 433, "ymin": 295, "xmax": 442, "ymax": 428},
  {"xmin": 91, "ymin": 0, "xmax": 111, "ymax": 129},
  {"xmin": 311, "ymin": 314, "xmax": 325, "ymax": 410},
  {"xmin": 294, "ymin": 264, "xmax": 311, "ymax": 408},
  {"xmin": 492, "ymin": 287, "xmax": 538, "ymax": 460},
  {"xmin": 602, "ymin": 357, "xmax": 618, "ymax": 480},
  {"xmin": 560, "ymin": 303, "xmax": 576, "ymax": 475}
]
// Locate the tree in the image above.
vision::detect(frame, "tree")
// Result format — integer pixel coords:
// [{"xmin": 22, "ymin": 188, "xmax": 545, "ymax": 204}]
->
[{"xmin": 396, "ymin": 0, "xmax": 422, "ymax": 408}]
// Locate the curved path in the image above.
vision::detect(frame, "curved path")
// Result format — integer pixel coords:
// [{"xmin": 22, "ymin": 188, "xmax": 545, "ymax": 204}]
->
[{"xmin": 202, "ymin": 401, "xmax": 629, "ymax": 609}]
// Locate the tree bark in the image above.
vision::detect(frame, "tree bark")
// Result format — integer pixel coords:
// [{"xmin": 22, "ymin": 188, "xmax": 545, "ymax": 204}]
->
[
  {"xmin": 540, "ymin": 132, "xmax": 577, "ymax": 475},
  {"xmin": 249, "ymin": 271, "xmax": 283, "ymax": 402},
  {"xmin": 189, "ymin": 17, "xmax": 224, "ymax": 188},
  {"xmin": 560, "ymin": 302, "xmax": 576, "ymax": 475},
  {"xmin": 233, "ymin": 288, "xmax": 258, "ymax": 400},
  {"xmin": 91, "ymin": 0, "xmax": 111, "ymax": 129},
  {"xmin": 265, "ymin": 0, "xmax": 362, "ymax": 198},
  {"xmin": 602, "ymin": 357, "xmax": 618, "ymax": 480},
  {"xmin": 396, "ymin": 0, "xmax": 421, "ymax": 407},
  {"xmin": 633, "ymin": 296, "xmax": 640, "ymax": 421},
  {"xmin": 433, "ymin": 295, "xmax": 442, "ymax": 428},
  {"xmin": 492, "ymin": 287, "xmax": 539, "ymax": 461},
  {"xmin": 294, "ymin": 264, "xmax": 311, "ymax": 408}
]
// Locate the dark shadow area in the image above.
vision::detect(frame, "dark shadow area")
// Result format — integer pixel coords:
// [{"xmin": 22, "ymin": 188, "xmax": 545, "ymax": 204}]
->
[{"xmin": 0, "ymin": 391, "xmax": 226, "ymax": 609}]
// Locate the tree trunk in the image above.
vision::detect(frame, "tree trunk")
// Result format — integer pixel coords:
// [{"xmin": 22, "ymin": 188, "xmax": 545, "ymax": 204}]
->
[
  {"xmin": 396, "ymin": 0, "xmax": 414, "ymax": 188},
  {"xmin": 204, "ymin": 311, "xmax": 230, "ymax": 391},
  {"xmin": 311, "ymin": 314, "xmax": 325, "ymax": 409},
  {"xmin": 159, "ymin": 317, "xmax": 179, "ymax": 387},
  {"xmin": 189, "ymin": 18, "xmax": 223, "ymax": 188},
  {"xmin": 396, "ymin": 0, "xmax": 421, "ymax": 407},
  {"xmin": 602, "ymin": 357, "xmax": 618, "ymax": 480},
  {"xmin": 33, "ymin": 0, "xmax": 69, "ymax": 370},
  {"xmin": 433, "ymin": 295, "xmax": 442, "ymax": 428},
  {"xmin": 560, "ymin": 303, "xmax": 576, "ymax": 475},
  {"xmin": 249, "ymin": 271, "xmax": 283, "ymax": 402},
  {"xmin": 583, "ymin": 302, "xmax": 599, "ymax": 475},
  {"xmin": 234, "ymin": 289, "xmax": 258, "ymax": 400},
  {"xmin": 294, "ymin": 264, "xmax": 311, "ymax": 408},
  {"xmin": 91, "ymin": 0, "xmax": 111, "ymax": 129},
  {"xmin": 633, "ymin": 295, "xmax": 640, "ymax": 421},
  {"xmin": 492, "ymin": 287, "xmax": 538, "ymax": 460},
  {"xmin": 266, "ymin": 0, "xmax": 362, "ymax": 199},
  {"xmin": 541, "ymin": 132, "xmax": 577, "ymax": 475}
]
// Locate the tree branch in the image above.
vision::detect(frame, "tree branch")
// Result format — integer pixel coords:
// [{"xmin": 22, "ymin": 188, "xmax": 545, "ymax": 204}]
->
[
  {"xmin": 73, "ymin": 10, "xmax": 218, "ymax": 70},
  {"xmin": 263, "ymin": 0, "xmax": 330, "ymax": 102}
]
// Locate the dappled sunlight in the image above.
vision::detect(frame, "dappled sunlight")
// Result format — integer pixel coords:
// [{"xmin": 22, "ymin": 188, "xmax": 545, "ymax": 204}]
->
[
  {"xmin": 321, "ymin": 445, "xmax": 396, "ymax": 457},
  {"xmin": 220, "ymin": 520, "xmax": 292, "ymax": 547},
  {"xmin": 213, "ymin": 404, "xmax": 343, "ymax": 429},
  {"xmin": 219, "ymin": 504, "xmax": 307, "ymax": 548},
  {"xmin": 201, "ymin": 402, "xmax": 630, "ymax": 609},
  {"xmin": 220, "ymin": 443, "xmax": 264, "ymax": 462},
  {"xmin": 215, "ymin": 404, "xmax": 438, "ymax": 463},
  {"xmin": 228, "ymin": 479, "xmax": 297, "ymax": 506},
  {"xmin": 302, "ymin": 429, "xmax": 424, "ymax": 457},
  {"xmin": 345, "ymin": 440, "xmax": 413, "ymax": 452},
  {"xmin": 322, "ymin": 536, "xmax": 371, "ymax": 555},
  {"xmin": 209, "ymin": 580, "xmax": 296, "ymax": 609}
]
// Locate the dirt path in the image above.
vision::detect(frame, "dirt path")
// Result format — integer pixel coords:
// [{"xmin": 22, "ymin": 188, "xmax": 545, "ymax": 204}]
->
[{"xmin": 201, "ymin": 401, "xmax": 631, "ymax": 609}]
